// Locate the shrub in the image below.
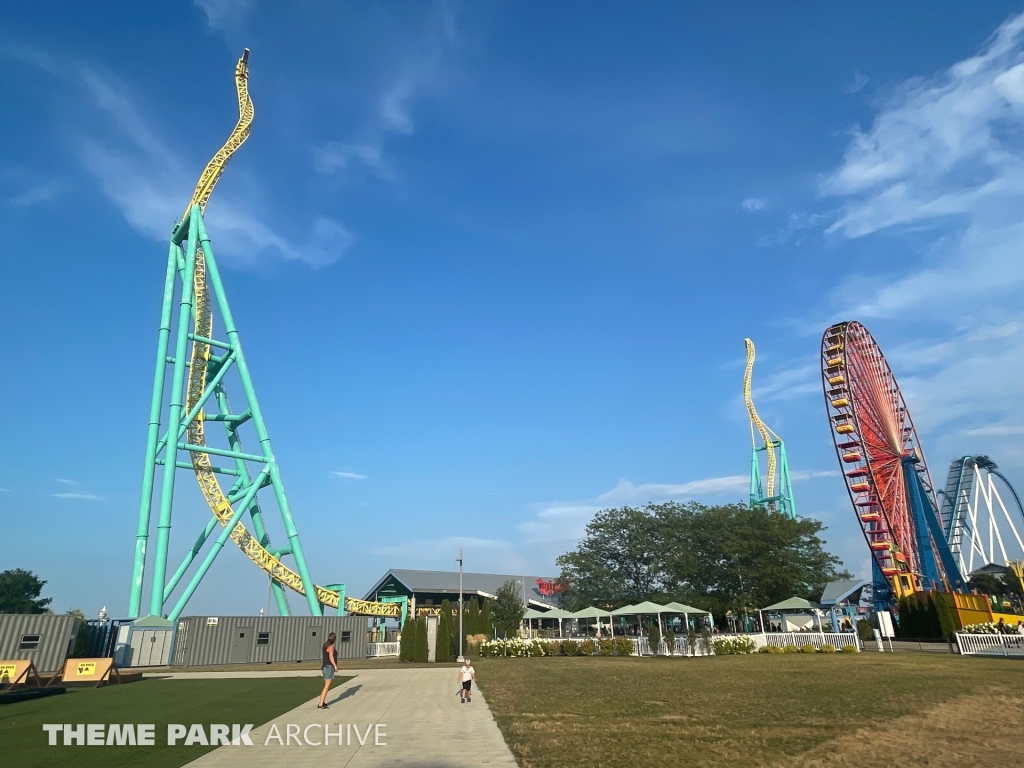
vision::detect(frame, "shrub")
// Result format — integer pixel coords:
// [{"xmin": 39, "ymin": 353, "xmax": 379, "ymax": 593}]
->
[
  {"xmin": 598, "ymin": 639, "xmax": 614, "ymax": 656},
  {"xmin": 856, "ymin": 619, "xmax": 874, "ymax": 643},
  {"xmin": 799, "ymin": 643, "xmax": 817, "ymax": 654},
  {"xmin": 782, "ymin": 644, "xmax": 799, "ymax": 653},
  {"xmin": 546, "ymin": 641, "xmax": 563, "ymax": 656},
  {"xmin": 478, "ymin": 638, "xmax": 548, "ymax": 657},
  {"xmin": 663, "ymin": 628, "xmax": 675, "ymax": 655},
  {"xmin": 579, "ymin": 639, "xmax": 596, "ymax": 656},
  {"xmin": 686, "ymin": 629, "xmax": 698, "ymax": 656},
  {"xmin": 840, "ymin": 644, "xmax": 859, "ymax": 653},
  {"xmin": 399, "ymin": 622, "xmax": 413, "ymax": 662},
  {"xmin": 646, "ymin": 624, "xmax": 661, "ymax": 654},
  {"xmin": 414, "ymin": 618, "xmax": 429, "ymax": 662},
  {"xmin": 820, "ymin": 644, "xmax": 837, "ymax": 653},
  {"xmin": 759, "ymin": 645, "xmax": 784, "ymax": 654},
  {"xmin": 614, "ymin": 637, "xmax": 634, "ymax": 656},
  {"xmin": 561, "ymin": 640, "xmax": 580, "ymax": 657},
  {"xmin": 711, "ymin": 636, "xmax": 757, "ymax": 655}
]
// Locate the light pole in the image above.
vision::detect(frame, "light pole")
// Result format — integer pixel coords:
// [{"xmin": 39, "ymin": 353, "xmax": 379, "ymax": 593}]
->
[{"xmin": 457, "ymin": 548, "xmax": 464, "ymax": 661}]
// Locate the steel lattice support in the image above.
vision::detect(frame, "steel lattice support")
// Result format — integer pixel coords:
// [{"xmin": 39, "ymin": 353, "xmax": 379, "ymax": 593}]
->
[{"xmin": 128, "ymin": 207, "xmax": 323, "ymax": 621}]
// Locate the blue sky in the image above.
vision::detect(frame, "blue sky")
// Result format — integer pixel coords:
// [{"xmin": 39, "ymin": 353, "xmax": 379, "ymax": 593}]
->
[{"xmin": 3, "ymin": 2, "xmax": 1024, "ymax": 617}]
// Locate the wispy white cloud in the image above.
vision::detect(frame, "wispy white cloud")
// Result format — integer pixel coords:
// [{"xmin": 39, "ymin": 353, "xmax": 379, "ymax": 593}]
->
[
  {"xmin": 314, "ymin": 4, "xmax": 459, "ymax": 181},
  {"xmin": 193, "ymin": 0, "xmax": 253, "ymax": 32},
  {"xmin": 841, "ymin": 71, "xmax": 870, "ymax": 95},
  {"xmin": 331, "ymin": 471, "xmax": 367, "ymax": 480},
  {"xmin": 49, "ymin": 492, "xmax": 104, "ymax": 501},
  {"xmin": 0, "ymin": 487, "xmax": 10, "ymax": 493},
  {"xmin": 742, "ymin": 197, "xmax": 766, "ymax": 212},
  {"xmin": 598, "ymin": 476, "xmax": 749, "ymax": 504},
  {"xmin": 9, "ymin": 178, "xmax": 70, "ymax": 207},
  {"xmin": 518, "ymin": 505, "xmax": 603, "ymax": 544},
  {"xmin": 54, "ymin": 478, "xmax": 78, "ymax": 486},
  {"xmin": 314, "ymin": 142, "xmax": 393, "ymax": 179},
  {"xmin": 6, "ymin": 46, "xmax": 351, "ymax": 268},
  {"xmin": 800, "ymin": 12, "xmax": 1024, "ymax": 467}
]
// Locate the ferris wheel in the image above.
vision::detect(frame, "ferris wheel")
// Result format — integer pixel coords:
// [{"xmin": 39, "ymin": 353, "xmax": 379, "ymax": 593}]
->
[{"xmin": 821, "ymin": 322, "xmax": 963, "ymax": 606}]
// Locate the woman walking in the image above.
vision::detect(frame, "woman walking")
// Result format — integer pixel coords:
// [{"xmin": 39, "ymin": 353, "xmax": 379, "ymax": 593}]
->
[{"xmin": 318, "ymin": 631, "xmax": 338, "ymax": 709}]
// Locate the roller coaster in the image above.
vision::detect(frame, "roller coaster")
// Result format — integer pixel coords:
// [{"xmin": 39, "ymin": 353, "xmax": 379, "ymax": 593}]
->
[
  {"xmin": 743, "ymin": 339, "xmax": 795, "ymax": 518},
  {"xmin": 820, "ymin": 321, "xmax": 1024, "ymax": 610},
  {"xmin": 127, "ymin": 50, "xmax": 399, "ymax": 623}
]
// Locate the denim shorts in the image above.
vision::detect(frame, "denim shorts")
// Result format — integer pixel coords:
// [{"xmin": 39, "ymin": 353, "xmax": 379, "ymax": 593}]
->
[{"xmin": 322, "ymin": 665, "xmax": 335, "ymax": 680}]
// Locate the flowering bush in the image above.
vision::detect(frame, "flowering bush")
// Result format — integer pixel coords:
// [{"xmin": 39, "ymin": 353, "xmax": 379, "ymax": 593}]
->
[
  {"xmin": 961, "ymin": 622, "xmax": 1002, "ymax": 634},
  {"xmin": 547, "ymin": 641, "xmax": 562, "ymax": 656},
  {"xmin": 840, "ymin": 644, "xmax": 859, "ymax": 653},
  {"xmin": 711, "ymin": 636, "xmax": 757, "ymax": 655},
  {"xmin": 561, "ymin": 640, "xmax": 580, "ymax": 657},
  {"xmin": 613, "ymin": 637, "xmax": 635, "ymax": 656},
  {"xmin": 479, "ymin": 638, "xmax": 549, "ymax": 657},
  {"xmin": 782, "ymin": 644, "xmax": 799, "ymax": 653},
  {"xmin": 820, "ymin": 644, "xmax": 837, "ymax": 653},
  {"xmin": 799, "ymin": 644, "xmax": 817, "ymax": 654},
  {"xmin": 579, "ymin": 639, "xmax": 596, "ymax": 656},
  {"xmin": 599, "ymin": 639, "xmax": 614, "ymax": 656}
]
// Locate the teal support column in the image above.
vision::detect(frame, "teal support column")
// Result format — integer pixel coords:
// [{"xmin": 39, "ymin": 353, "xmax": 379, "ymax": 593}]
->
[
  {"xmin": 148, "ymin": 209, "xmax": 200, "ymax": 617},
  {"xmin": 168, "ymin": 466, "xmax": 271, "ymax": 622},
  {"xmin": 214, "ymin": 385, "xmax": 290, "ymax": 616},
  {"xmin": 129, "ymin": 241, "xmax": 180, "ymax": 617},
  {"xmin": 196, "ymin": 215, "xmax": 322, "ymax": 616}
]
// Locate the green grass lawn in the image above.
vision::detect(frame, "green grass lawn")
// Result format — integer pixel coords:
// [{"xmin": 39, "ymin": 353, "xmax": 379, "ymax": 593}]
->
[
  {"xmin": 0, "ymin": 676, "xmax": 351, "ymax": 768},
  {"xmin": 475, "ymin": 654, "xmax": 1024, "ymax": 768}
]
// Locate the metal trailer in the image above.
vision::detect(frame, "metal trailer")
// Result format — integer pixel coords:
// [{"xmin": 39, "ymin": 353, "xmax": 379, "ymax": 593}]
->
[
  {"xmin": 170, "ymin": 615, "xmax": 367, "ymax": 667},
  {"xmin": 0, "ymin": 614, "xmax": 81, "ymax": 673}
]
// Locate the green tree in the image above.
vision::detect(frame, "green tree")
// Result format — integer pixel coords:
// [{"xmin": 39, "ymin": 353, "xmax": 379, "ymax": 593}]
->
[
  {"xmin": 968, "ymin": 572, "xmax": 1005, "ymax": 596},
  {"xmin": 934, "ymin": 594, "xmax": 957, "ymax": 639},
  {"xmin": 437, "ymin": 600, "xmax": 453, "ymax": 662},
  {"xmin": 557, "ymin": 506, "xmax": 664, "ymax": 610},
  {"xmin": 557, "ymin": 502, "xmax": 850, "ymax": 623},
  {"xmin": 492, "ymin": 580, "xmax": 526, "ymax": 638},
  {"xmin": 399, "ymin": 618, "xmax": 414, "ymax": 661},
  {"xmin": 414, "ymin": 617, "xmax": 428, "ymax": 663},
  {"xmin": 480, "ymin": 598, "xmax": 493, "ymax": 639},
  {"xmin": 467, "ymin": 597, "xmax": 480, "ymax": 636},
  {"xmin": 0, "ymin": 568, "xmax": 52, "ymax": 614}
]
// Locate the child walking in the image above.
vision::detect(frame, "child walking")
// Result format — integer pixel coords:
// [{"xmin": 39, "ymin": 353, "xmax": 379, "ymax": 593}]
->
[{"xmin": 456, "ymin": 657, "xmax": 476, "ymax": 703}]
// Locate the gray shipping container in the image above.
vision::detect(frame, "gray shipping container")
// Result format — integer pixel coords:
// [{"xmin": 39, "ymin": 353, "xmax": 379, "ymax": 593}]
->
[
  {"xmin": 0, "ymin": 614, "xmax": 81, "ymax": 673},
  {"xmin": 171, "ymin": 615, "xmax": 367, "ymax": 667}
]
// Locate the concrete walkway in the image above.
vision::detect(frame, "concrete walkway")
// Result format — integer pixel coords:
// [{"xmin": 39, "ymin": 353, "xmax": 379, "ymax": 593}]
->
[{"xmin": 183, "ymin": 667, "xmax": 518, "ymax": 768}]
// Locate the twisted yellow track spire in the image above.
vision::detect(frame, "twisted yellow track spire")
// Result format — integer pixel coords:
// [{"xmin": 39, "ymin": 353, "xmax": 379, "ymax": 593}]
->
[
  {"xmin": 743, "ymin": 338, "xmax": 778, "ymax": 500},
  {"xmin": 178, "ymin": 50, "xmax": 395, "ymax": 618},
  {"xmin": 185, "ymin": 49, "xmax": 253, "ymax": 217}
]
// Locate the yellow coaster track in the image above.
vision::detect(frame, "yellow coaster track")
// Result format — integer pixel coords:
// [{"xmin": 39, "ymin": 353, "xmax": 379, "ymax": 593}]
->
[
  {"xmin": 180, "ymin": 50, "xmax": 397, "ymax": 619},
  {"xmin": 743, "ymin": 338, "xmax": 778, "ymax": 500}
]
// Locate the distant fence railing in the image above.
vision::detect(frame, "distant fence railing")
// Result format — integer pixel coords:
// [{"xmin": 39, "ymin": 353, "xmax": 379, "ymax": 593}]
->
[
  {"xmin": 366, "ymin": 642, "xmax": 400, "ymax": 658},
  {"xmin": 672, "ymin": 637, "xmax": 713, "ymax": 656},
  {"xmin": 751, "ymin": 632, "xmax": 860, "ymax": 651},
  {"xmin": 955, "ymin": 632, "xmax": 1024, "ymax": 657}
]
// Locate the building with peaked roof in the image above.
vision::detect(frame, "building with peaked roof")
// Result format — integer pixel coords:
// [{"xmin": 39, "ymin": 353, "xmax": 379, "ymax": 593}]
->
[{"xmin": 363, "ymin": 569, "xmax": 562, "ymax": 614}]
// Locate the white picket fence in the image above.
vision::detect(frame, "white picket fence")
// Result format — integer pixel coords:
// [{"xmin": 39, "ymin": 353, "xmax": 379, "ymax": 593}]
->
[
  {"xmin": 752, "ymin": 632, "xmax": 860, "ymax": 651},
  {"xmin": 954, "ymin": 632, "xmax": 1024, "ymax": 657},
  {"xmin": 366, "ymin": 641, "xmax": 400, "ymax": 657},
  {"xmin": 627, "ymin": 632, "xmax": 860, "ymax": 657}
]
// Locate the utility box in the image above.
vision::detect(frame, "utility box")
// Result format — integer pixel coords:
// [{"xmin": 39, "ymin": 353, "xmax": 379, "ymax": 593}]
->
[
  {"xmin": 0, "ymin": 614, "xmax": 81, "ymax": 673},
  {"xmin": 426, "ymin": 615, "xmax": 438, "ymax": 662},
  {"xmin": 170, "ymin": 615, "xmax": 367, "ymax": 667}
]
